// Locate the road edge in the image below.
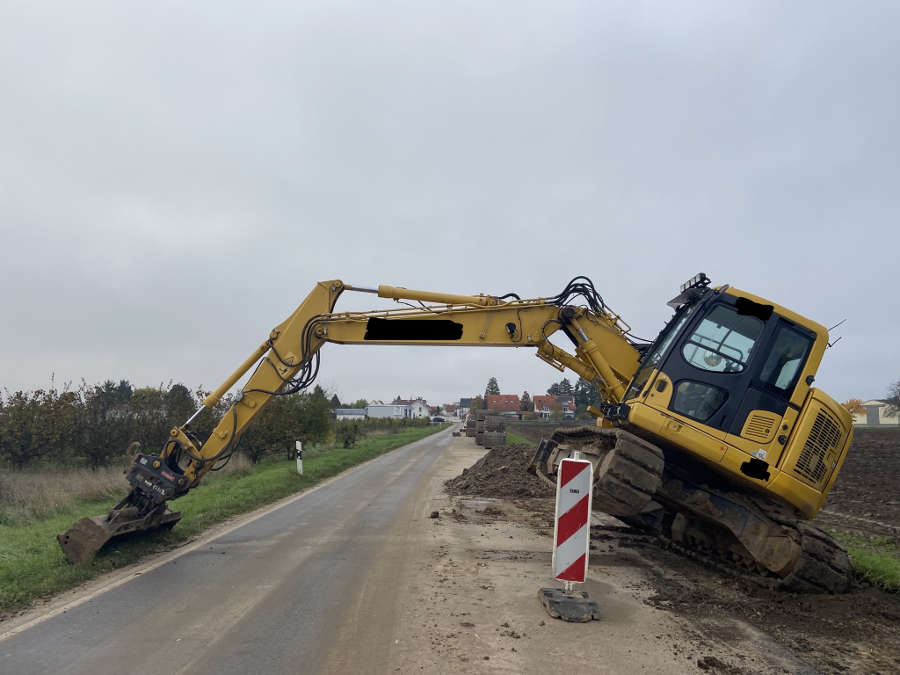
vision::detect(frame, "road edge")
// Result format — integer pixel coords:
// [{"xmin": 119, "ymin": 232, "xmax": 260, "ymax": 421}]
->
[{"xmin": 0, "ymin": 424, "xmax": 455, "ymax": 641}]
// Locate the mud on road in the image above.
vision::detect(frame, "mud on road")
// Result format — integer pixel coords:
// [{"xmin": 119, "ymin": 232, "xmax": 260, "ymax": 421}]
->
[{"xmin": 450, "ymin": 430, "xmax": 900, "ymax": 674}]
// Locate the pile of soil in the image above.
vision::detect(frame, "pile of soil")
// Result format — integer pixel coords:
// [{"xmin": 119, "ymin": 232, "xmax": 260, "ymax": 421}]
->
[{"xmin": 444, "ymin": 445, "xmax": 553, "ymax": 499}]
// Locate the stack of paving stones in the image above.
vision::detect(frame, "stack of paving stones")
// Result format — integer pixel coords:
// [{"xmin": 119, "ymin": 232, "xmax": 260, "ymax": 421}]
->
[
  {"xmin": 484, "ymin": 416, "xmax": 505, "ymax": 432},
  {"xmin": 465, "ymin": 416, "xmax": 477, "ymax": 437},
  {"xmin": 474, "ymin": 411, "xmax": 487, "ymax": 445},
  {"xmin": 482, "ymin": 431, "xmax": 507, "ymax": 448},
  {"xmin": 475, "ymin": 413, "xmax": 506, "ymax": 446}
]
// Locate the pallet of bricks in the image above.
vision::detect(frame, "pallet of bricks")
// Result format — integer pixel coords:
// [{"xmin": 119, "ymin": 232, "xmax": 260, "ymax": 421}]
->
[{"xmin": 474, "ymin": 411, "xmax": 507, "ymax": 449}]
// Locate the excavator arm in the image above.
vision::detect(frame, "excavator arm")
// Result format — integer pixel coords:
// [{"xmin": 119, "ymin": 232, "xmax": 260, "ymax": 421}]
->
[{"xmin": 58, "ymin": 278, "xmax": 642, "ymax": 562}]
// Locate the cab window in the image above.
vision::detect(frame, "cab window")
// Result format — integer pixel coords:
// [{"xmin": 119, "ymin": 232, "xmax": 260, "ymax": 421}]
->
[
  {"xmin": 624, "ymin": 307, "xmax": 693, "ymax": 399},
  {"xmin": 759, "ymin": 324, "xmax": 813, "ymax": 393},
  {"xmin": 671, "ymin": 380, "xmax": 728, "ymax": 422},
  {"xmin": 681, "ymin": 305, "xmax": 763, "ymax": 374}
]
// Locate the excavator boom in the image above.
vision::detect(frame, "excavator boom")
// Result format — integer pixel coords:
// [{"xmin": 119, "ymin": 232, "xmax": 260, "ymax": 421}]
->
[{"xmin": 59, "ymin": 277, "xmax": 640, "ymax": 562}]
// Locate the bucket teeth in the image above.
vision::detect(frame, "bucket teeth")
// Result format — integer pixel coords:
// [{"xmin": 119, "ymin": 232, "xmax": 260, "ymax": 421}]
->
[{"xmin": 57, "ymin": 507, "xmax": 181, "ymax": 564}]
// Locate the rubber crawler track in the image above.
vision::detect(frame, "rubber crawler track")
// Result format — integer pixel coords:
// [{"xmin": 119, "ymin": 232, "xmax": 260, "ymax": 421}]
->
[{"xmin": 536, "ymin": 427, "xmax": 853, "ymax": 593}]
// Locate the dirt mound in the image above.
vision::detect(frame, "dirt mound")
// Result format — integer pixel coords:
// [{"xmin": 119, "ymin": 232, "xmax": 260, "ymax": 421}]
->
[{"xmin": 445, "ymin": 445, "xmax": 553, "ymax": 499}]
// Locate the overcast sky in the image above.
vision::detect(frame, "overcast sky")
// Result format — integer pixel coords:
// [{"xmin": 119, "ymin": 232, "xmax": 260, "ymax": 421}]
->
[{"xmin": 1, "ymin": 1, "xmax": 897, "ymax": 407}]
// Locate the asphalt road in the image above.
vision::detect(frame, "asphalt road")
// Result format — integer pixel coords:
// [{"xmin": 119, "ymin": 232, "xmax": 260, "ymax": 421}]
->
[{"xmin": 1, "ymin": 427, "xmax": 453, "ymax": 675}]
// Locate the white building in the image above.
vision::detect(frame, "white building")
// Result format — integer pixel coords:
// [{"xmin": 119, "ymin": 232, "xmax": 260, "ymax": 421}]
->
[
  {"xmin": 390, "ymin": 397, "xmax": 430, "ymax": 418},
  {"xmin": 366, "ymin": 404, "xmax": 411, "ymax": 419},
  {"xmin": 406, "ymin": 398, "xmax": 430, "ymax": 418},
  {"xmin": 852, "ymin": 400, "xmax": 900, "ymax": 426},
  {"xmin": 332, "ymin": 408, "xmax": 367, "ymax": 421}
]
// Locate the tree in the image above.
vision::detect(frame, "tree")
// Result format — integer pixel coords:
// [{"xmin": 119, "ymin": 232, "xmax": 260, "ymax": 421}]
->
[
  {"xmin": 330, "ymin": 394, "xmax": 341, "ymax": 409},
  {"xmin": 470, "ymin": 395, "xmax": 485, "ymax": 410},
  {"xmin": 241, "ymin": 389, "xmax": 334, "ymax": 463},
  {"xmin": 558, "ymin": 378, "xmax": 573, "ymax": 395},
  {"xmin": 337, "ymin": 421, "xmax": 362, "ymax": 448},
  {"xmin": 520, "ymin": 390, "xmax": 532, "ymax": 412},
  {"xmin": 484, "ymin": 377, "xmax": 500, "ymax": 399},
  {"xmin": 574, "ymin": 377, "xmax": 601, "ymax": 411},
  {"xmin": 550, "ymin": 402, "xmax": 563, "ymax": 421},
  {"xmin": 166, "ymin": 383, "xmax": 195, "ymax": 424},
  {"xmin": 80, "ymin": 382, "xmax": 138, "ymax": 469},
  {"xmin": 841, "ymin": 399, "xmax": 866, "ymax": 415},
  {"xmin": 887, "ymin": 380, "xmax": 900, "ymax": 415},
  {"xmin": 547, "ymin": 382, "xmax": 561, "ymax": 396},
  {"xmin": 349, "ymin": 398, "xmax": 368, "ymax": 409},
  {"xmin": 0, "ymin": 390, "xmax": 64, "ymax": 469}
]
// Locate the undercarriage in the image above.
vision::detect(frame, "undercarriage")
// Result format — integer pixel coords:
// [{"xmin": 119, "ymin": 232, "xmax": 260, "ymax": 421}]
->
[{"xmin": 529, "ymin": 426, "xmax": 852, "ymax": 593}]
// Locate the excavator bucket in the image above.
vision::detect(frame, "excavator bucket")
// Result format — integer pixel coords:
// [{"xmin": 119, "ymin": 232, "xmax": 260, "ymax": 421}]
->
[{"xmin": 57, "ymin": 506, "xmax": 181, "ymax": 564}]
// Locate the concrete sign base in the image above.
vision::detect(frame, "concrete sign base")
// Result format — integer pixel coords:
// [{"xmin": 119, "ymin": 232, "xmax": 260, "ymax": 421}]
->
[{"xmin": 537, "ymin": 587, "xmax": 601, "ymax": 622}]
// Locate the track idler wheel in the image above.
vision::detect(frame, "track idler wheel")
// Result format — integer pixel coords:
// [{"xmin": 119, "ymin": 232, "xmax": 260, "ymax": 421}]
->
[
  {"xmin": 528, "ymin": 426, "xmax": 665, "ymax": 518},
  {"xmin": 778, "ymin": 523, "xmax": 853, "ymax": 594}
]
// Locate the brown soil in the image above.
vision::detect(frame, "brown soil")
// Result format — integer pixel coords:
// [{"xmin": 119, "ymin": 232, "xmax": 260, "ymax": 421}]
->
[
  {"xmin": 444, "ymin": 444, "xmax": 553, "ymax": 499},
  {"xmin": 452, "ymin": 427, "xmax": 900, "ymax": 674},
  {"xmin": 609, "ymin": 525, "xmax": 900, "ymax": 673},
  {"xmin": 814, "ymin": 427, "xmax": 900, "ymax": 543}
]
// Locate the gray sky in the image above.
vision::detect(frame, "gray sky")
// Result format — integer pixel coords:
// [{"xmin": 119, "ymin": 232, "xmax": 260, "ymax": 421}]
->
[{"xmin": 1, "ymin": 1, "xmax": 897, "ymax": 407}]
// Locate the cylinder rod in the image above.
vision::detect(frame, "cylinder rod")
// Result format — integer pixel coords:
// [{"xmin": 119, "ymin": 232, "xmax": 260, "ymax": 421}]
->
[{"xmin": 202, "ymin": 341, "xmax": 270, "ymax": 409}]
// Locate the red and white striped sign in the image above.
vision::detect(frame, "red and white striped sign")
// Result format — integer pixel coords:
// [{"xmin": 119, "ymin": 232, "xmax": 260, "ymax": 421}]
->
[{"xmin": 552, "ymin": 458, "xmax": 593, "ymax": 583}]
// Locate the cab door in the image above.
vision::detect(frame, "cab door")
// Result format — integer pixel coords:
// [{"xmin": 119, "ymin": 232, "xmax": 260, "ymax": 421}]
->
[
  {"xmin": 658, "ymin": 298, "xmax": 768, "ymax": 439},
  {"xmin": 724, "ymin": 319, "xmax": 815, "ymax": 465}
]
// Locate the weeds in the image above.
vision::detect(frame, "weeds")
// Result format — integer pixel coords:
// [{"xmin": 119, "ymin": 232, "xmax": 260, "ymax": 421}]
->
[
  {"xmin": 504, "ymin": 432, "xmax": 535, "ymax": 446},
  {"xmin": 0, "ymin": 425, "xmax": 445, "ymax": 614},
  {"xmin": 831, "ymin": 531, "xmax": 900, "ymax": 592},
  {"xmin": 0, "ymin": 454, "xmax": 253, "ymax": 526}
]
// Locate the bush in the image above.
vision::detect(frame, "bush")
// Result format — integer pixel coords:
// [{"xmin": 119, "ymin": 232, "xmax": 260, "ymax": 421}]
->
[{"xmin": 337, "ymin": 421, "xmax": 362, "ymax": 448}]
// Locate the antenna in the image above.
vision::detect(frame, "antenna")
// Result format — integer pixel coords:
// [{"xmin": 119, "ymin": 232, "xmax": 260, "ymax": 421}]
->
[{"xmin": 826, "ymin": 318, "xmax": 846, "ymax": 349}]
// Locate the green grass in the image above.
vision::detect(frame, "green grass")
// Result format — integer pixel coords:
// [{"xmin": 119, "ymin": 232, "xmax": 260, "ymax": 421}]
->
[
  {"xmin": 505, "ymin": 431, "xmax": 536, "ymax": 447},
  {"xmin": 0, "ymin": 425, "xmax": 447, "ymax": 615},
  {"xmin": 831, "ymin": 532, "xmax": 900, "ymax": 592}
]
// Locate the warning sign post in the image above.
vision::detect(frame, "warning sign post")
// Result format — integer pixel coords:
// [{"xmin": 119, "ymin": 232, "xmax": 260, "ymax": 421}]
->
[
  {"xmin": 552, "ymin": 457, "xmax": 593, "ymax": 586},
  {"xmin": 538, "ymin": 453, "xmax": 601, "ymax": 622}
]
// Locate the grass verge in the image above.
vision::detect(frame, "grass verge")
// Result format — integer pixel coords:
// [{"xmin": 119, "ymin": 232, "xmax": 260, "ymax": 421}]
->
[
  {"xmin": 505, "ymin": 432, "xmax": 535, "ymax": 446},
  {"xmin": 0, "ymin": 425, "xmax": 447, "ymax": 616},
  {"xmin": 830, "ymin": 532, "xmax": 900, "ymax": 592}
]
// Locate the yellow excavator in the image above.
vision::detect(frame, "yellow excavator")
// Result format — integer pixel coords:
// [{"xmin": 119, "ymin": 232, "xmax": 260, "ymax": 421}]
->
[{"xmin": 58, "ymin": 275, "xmax": 853, "ymax": 592}]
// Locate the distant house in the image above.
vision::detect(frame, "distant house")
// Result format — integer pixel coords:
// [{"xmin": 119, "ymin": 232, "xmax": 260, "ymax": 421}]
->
[
  {"xmin": 332, "ymin": 408, "xmax": 367, "ymax": 421},
  {"xmin": 852, "ymin": 400, "xmax": 900, "ymax": 426},
  {"xmin": 393, "ymin": 397, "xmax": 430, "ymax": 418},
  {"xmin": 366, "ymin": 404, "xmax": 410, "ymax": 419},
  {"xmin": 487, "ymin": 394, "xmax": 520, "ymax": 413},
  {"xmin": 458, "ymin": 398, "xmax": 474, "ymax": 418},
  {"xmin": 533, "ymin": 394, "xmax": 576, "ymax": 419}
]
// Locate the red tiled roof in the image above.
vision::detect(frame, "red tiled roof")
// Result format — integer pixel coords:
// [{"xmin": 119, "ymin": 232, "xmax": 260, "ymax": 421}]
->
[
  {"xmin": 533, "ymin": 394, "xmax": 575, "ymax": 411},
  {"xmin": 487, "ymin": 394, "xmax": 520, "ymax": 411}
]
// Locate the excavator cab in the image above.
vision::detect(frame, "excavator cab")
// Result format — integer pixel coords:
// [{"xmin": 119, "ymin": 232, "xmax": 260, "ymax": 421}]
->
[{"xmin": 618, "ymin": 274, "xmax": 852, "ymax": 519}]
